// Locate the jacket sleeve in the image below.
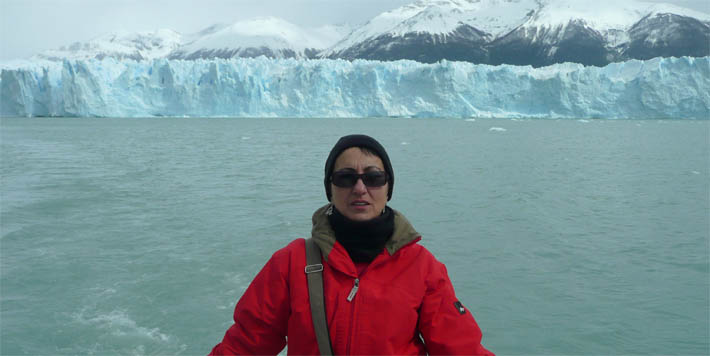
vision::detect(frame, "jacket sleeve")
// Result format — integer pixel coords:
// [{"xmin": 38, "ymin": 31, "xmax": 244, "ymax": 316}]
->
[
  {"xmin": 418, "ymin": 260, "xmax": 494, "ymax": 356},
  {"xmin": 209, "ymin": 247, "xmax": 291, "ymax": 355}
]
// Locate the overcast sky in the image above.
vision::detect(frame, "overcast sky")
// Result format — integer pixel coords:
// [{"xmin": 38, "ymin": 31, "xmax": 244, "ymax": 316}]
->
[{"xmin": 1, "ymin": 0, "xmax": 708, "ymax": 60}]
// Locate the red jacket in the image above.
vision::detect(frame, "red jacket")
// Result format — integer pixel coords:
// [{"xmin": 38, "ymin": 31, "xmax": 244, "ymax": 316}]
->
[{"xmin": 210, "ymin": 205, "xmax": 493, "ymax": 355}]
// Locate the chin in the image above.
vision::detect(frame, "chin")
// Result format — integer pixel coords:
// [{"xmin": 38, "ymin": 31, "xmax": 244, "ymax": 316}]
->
[{"xmin": 345, "ymin": 210, "xmax": 377, "ymax": 221}]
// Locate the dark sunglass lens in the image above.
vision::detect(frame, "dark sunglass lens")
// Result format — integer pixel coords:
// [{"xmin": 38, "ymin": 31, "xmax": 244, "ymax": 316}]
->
[
  {"xmin": 332, "ymin": 172, "xmax": 358, "ymax": 187},
  {"xmin": 332, "ymin": 171, "xmax": 387, "ymax": 187},
  {"xmin": 363, "ymin": 172, "xmax": 387, "ymax": 187}
]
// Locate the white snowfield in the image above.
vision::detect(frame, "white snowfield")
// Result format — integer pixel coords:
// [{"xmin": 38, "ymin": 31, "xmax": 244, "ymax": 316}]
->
[{"xmin": 1, "ymin": 56, "xmax": 708, "ymax": 119}]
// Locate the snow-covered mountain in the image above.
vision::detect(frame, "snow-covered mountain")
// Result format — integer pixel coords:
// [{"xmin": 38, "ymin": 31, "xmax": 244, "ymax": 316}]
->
[
  {"xmin": 25, "ymin": 0, "xmax": 709, "ymax": 66},
  {"xmin": 324, "ymin": 0, "xmax": 710, "ymax": 66},
  {"xmin": 34, "ymin": 29, "xmax": 183, "ymax": 61},
  {"xmin": 168, "ymin": 17, "xmax": 351, "ymax": 60},
  {"xmin": 489, "ymin": 0, "xmax": 710, "ymax": 66},
  {"xmin": 323, "ymin": 0, "xmax": 538, "ymax": 62},
  {"xmin": 621, "ymin": 9, "xmax": 710, "ymax": 60},
  {"xmin": 33, "ymin": 18, "xmax": 352, "ymax": 62}
]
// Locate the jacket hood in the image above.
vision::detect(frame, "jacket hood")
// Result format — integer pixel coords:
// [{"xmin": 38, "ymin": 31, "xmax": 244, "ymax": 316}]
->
[{"xmin": 311, "ymin": 204, "xmax": 420, "ymax": 261}]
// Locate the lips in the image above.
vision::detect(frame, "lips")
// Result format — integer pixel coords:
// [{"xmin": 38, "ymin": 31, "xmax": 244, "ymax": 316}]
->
[{"xmin": 351, "ymin": 200, "xmax": 370, "ymax": 206}]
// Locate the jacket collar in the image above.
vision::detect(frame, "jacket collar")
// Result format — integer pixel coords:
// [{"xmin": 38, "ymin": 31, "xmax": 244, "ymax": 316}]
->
[{"xmin": 311, "ymin": 204, "xmax": 421, "ymax": 263}]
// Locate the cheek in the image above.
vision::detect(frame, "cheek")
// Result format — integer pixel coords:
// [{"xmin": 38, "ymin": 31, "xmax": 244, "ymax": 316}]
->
[
  {"xmin": 331, "ymin": 185, "xmax": 348, "ymax": 203},
  {"xmin": 371, "ymin": 185, "xmax": 389, "ymax": 204}
]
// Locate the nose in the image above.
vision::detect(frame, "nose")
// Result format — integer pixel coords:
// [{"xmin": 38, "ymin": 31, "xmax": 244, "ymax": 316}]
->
[{"xmin": 352, "ymin": 177, "xmax": 367, "ymax": 194}]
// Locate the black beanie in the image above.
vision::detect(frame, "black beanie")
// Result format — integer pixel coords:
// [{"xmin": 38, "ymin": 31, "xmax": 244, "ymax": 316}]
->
[{"xmin": 324, "ymin": 134, "xmax": 394, "ymax": 201}]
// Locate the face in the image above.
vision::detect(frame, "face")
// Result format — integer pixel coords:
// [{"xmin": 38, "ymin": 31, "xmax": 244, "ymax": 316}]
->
[{"xmin": 330, "ymin": 147, "xmax": 389, "ymax": 221}]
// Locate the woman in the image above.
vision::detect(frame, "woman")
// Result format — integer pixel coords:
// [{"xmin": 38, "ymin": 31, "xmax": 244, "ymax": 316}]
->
[{"xmin": 210, "ymin": 134, "xmax": 493, "ymax": 355}]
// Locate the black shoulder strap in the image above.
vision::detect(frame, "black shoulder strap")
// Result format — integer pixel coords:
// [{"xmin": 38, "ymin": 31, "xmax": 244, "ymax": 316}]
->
[{"xmin": 304, "ymin": 238, "xmax": 333, "ymax": 356}]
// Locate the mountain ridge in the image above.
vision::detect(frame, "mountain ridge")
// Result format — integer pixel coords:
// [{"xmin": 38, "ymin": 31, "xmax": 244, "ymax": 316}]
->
[
  {"xmin": 27, "ymin": 0, "xmax": 710, "ymax": 67},
  {"xmin": 325, "ymin": 0, "xmax": 710, "ymax": 66}
]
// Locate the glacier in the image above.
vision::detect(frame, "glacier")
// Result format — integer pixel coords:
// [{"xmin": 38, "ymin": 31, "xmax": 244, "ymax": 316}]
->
[{"xmin": 1, "ymin": 56, "xmax": 708, "ymax": 119}]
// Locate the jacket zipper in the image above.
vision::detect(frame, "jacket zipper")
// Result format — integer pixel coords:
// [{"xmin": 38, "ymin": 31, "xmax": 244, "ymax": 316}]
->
[
  {"xmin": 345, "ymin": 277, "xmax": 359, "ymax": 354},
  {"xmin": 346, "ymin": 278, "xmax": 359, "ymax": 302}
]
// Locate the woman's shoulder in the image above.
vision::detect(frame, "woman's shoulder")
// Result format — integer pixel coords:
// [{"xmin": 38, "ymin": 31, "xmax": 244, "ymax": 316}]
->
[
  {"xmin": 405, "ymin": 242, "xmax": 452, "ymax": 275},
  {"xmin": 271, "ymin": 238, "xmax": 307, "ymax": 257},
  {"xmin": 258, "ymin": 239, "xmax": 309, "ymax": 276}
]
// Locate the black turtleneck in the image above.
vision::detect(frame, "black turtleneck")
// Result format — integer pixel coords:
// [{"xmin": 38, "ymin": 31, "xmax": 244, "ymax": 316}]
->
[{"xmin": 327, "ymin": 205, "xmax": 395, "ymax": 263}]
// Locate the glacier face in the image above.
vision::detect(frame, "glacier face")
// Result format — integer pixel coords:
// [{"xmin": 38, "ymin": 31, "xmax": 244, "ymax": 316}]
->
[{"xmin": 1, "ymin": 56, "xmax": 708, "ymax": 119}]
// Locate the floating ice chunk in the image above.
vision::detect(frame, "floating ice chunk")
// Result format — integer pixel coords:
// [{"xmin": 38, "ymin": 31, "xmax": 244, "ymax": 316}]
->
[
  {"xmin": 464, "ymin": 118, "xmax": 476, "ymax": 122},
  {"xmin": 489, "ymin": 127, "xmax": 507, "ymax": 132}
]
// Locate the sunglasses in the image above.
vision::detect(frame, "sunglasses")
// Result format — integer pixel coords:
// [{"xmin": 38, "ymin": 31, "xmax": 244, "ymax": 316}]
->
[{"xmin": 331, "ymin": 170, "xmax": 388, "ymax": 188}]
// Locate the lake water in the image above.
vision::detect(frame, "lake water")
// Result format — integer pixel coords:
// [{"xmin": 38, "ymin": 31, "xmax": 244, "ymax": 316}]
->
[{"xmin": 1, "ymin": 117, "xmax": 708, "ymax": 355}]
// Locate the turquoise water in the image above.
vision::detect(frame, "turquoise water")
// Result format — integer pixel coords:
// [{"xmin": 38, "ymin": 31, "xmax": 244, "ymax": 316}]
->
[{"xmin": 1, "ymin": 117, "xmax": 708, "ymax": 355}]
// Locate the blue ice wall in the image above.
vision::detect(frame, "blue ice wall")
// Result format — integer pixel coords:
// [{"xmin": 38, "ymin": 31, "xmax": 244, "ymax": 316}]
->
[{"xmin": 1, "ymin": 56, "xmax": 708, "ymax": 119}]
